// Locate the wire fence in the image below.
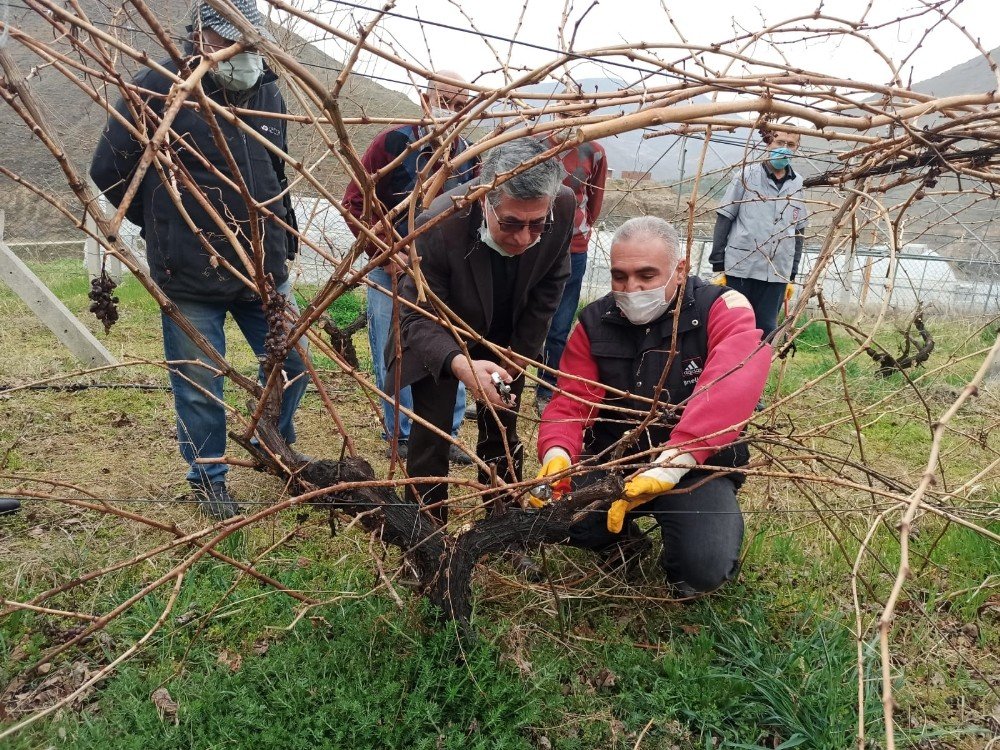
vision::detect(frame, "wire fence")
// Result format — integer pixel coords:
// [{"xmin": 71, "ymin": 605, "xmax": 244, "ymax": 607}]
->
[{"xmin": 3, "ymin": 193, "xmax": 999, "ymax": 318}]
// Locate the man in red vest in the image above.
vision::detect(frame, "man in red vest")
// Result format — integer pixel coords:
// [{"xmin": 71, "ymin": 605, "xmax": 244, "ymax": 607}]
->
[{"xmin": 534, "ymin": 217, "xmax": 770, "ymax": 595}]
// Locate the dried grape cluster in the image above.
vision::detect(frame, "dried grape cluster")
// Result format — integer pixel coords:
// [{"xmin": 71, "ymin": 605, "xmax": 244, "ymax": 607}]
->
[
  {"xmin": 262, "ymin": 278, "xmax": 288, "ymax": 365},
  {"xmin": 88, "ymin": 272, "xmax": 119, "ymax": 333}
]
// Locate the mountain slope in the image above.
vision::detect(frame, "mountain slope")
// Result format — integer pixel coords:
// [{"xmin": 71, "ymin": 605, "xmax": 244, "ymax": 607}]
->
[
  {"xmin": 0, "ymin": 0, "xmax": 417, "ymax": 241},
  {"xmin": 514, "ymin": 78, "xmax": 749, "ymax": 188},
  {"xmin": 910, "ymin": 45, "xmax": 1000, "ymax": 96}
]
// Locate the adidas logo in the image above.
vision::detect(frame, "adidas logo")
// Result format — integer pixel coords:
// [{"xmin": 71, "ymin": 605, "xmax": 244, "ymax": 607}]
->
[{"xmin": 684, "ymin": 361, "xmax": 701, "ymax": 373}]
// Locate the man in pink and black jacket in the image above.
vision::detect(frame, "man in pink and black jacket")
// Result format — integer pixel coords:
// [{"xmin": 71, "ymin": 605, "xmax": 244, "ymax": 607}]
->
[{"xmin": 532, "ymin": 216, "xmax": 771, "ymax": 596}]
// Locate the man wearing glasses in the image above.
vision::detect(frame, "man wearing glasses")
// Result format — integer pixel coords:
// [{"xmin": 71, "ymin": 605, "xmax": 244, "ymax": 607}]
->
[
  {"xmin": 343, "ymin": 71, "xmax": 477, "ymax": 465},
  {"xmin": 388, "ymin": 138, "xmax": 574, "ymax": 527}
]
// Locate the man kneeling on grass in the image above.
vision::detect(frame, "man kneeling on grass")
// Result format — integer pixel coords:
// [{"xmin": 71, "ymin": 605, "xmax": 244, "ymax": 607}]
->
[{"xmin": 532, "ymin": 216, "xmax": 771, "ymax": 596}]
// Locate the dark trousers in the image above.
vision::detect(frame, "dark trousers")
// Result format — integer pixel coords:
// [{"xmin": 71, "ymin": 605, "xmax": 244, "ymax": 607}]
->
[
  {"xmin": 723, "ymin": 275, "xmax": 786, "ymax": 341},
  {"xmin": 538, "ymin": 251, "xmax": 588, "ymax": 399},
  {"xmin": 568, "ymin": 472, "xmax": 745, "ymax": 596},
  {"xmin": 407, "ymin": 358, "xmax": 525, "ymax": 523}
]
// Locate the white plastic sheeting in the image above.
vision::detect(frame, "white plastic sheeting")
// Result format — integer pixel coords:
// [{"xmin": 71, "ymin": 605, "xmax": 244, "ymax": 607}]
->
[{"xmin": 99, "ymin": 196, "xmax": 1000, "ymax": 314}]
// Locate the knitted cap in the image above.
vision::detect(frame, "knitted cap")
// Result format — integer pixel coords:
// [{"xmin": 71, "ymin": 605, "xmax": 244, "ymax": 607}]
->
[{"xmin": 191, "ymin": 0, "xmax": 274, "ymax": 43}]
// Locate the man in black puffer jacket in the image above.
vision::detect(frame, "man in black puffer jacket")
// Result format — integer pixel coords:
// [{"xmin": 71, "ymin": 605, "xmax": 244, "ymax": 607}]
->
[{"xmin": 90, "ymin": 1, "xmax": 306, "ymax": 519}]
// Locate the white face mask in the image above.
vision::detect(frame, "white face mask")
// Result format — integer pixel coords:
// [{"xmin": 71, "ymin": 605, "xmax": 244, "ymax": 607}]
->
[
  {"xmin": 613, "ymin": 284, "xmax": 670, "ymax": 325},
  {"xmin": 480, "ymin": 223, "xmax": 517, "ymax": 257},
  {"xmin": 478, "ymin": 212, "xmax": 541, "ymax": 258},
  {"xmin": 214, "ymin": 51, "xmax": 264, "ymax": 91}
]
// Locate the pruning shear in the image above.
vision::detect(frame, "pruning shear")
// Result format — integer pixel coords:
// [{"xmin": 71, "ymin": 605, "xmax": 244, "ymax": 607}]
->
[
  {"xmin": 532, "ymin": 483, "xmax": 554, "ymax": 502},
  {"xmin": 491, "ymin": 371, "xmax": 514, "ymax": 406},
  {"xmin": 527, "ymin": 481, "xmax": 565, "ymax": 509}
]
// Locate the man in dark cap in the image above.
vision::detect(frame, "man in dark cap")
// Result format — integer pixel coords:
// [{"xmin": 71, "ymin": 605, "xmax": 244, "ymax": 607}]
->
[{"xmin": 90, "ymin": 1, "xmax": 306, "ymax": 519}]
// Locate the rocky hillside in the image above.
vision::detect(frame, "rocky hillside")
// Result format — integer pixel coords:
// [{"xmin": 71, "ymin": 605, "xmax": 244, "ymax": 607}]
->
[{"xmin": 0, "ymin": 0, "xmax": 418, "ymax": 242}]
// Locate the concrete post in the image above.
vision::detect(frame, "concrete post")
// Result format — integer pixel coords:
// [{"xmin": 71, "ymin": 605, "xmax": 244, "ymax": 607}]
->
[
  {"xmin": 0, "ymin": 210, "xmax": 117, "ymax": 367},
  {"xmin": 83, "ymin": 180, "xmax": 124, "ymax": 282}
]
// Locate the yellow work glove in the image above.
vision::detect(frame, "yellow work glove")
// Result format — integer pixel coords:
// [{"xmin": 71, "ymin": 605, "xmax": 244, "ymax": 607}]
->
[
  {"xmin": 711, "ymin": 274, "xmax": 727, "ymax": 286},
  {"xmin": 785, "ymin": 283, "xmax": 795, "ymax": 301},
  {"xmin": 529, "ymin": 447, "xmax": 572, "ymax": 508},
  {"xmin": 606, "ymin": 450, "xmax": 698, "ymax": 533}
]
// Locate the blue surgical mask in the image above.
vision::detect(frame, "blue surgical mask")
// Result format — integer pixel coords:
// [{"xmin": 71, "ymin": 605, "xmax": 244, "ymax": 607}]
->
[{"xmin": 769, "ymin": 147, "xmax": 792, "ymax": 170}]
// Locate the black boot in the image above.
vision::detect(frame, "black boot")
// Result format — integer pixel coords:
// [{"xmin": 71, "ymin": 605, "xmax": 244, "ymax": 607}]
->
[
  {"xmin": 0, "ymin": 497, "xmax": 21, "ymax": 516},
  {"xmin": 190, "ymin": 482, "xmax": 241, "ymax": 520},
  {"xmin": 599, "ymin": 527, "xmax": 653, "ymax": 578}
]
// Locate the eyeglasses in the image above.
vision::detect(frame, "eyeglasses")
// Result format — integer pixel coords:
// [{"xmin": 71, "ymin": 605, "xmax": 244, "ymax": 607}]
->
[
  {"xmin": 486, "ymin": 200, "xmax": 553, "ymax": 236},
  {"xmin": 765, "ymin": 134, "xmax": 799, "ymax": 150},
  {"xmin": 440, "ymin": 92, "xmax": 470, "ymax": 110}
]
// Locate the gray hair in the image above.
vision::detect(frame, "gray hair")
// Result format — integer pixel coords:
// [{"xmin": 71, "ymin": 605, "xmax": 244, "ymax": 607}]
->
[
  {"xmin": 480, "ymin": 138, "xmax": 563, "ymax": 207},
  {"xmin": 611, "ymin": 217, "xmax": 681, "ymax": 263}
]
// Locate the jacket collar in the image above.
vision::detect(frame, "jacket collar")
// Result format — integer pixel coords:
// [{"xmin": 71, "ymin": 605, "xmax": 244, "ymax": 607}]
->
[
  {"xmin": 760, "ymin": 161, "xmax": 799, "ymax": 190},
  {"xmin": 466, "ymin": 200, "xmax": 492, "ymax": 321}
]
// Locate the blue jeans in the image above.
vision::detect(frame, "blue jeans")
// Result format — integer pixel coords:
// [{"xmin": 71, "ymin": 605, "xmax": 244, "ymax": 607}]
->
[
  {"xmin": 538, "ymin": 251, "xmax": 588, "ymax": 399},
  {"xmin": 161, "ymin": 279, "xmax": 308, "ymax": 485},
  {"xmin": 367, "ymin": 267, "xmax": 465, "ymax": 442}
]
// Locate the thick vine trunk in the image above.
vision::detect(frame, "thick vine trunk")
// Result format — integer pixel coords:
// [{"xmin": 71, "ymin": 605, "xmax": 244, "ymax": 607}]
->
[{"xmin": 245, "ymin": 414, "xmax": 623, "ymax": 630}]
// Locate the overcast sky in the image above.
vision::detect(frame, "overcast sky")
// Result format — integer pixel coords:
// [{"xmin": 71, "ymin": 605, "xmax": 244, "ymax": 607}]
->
[{"xmin": 287, "ymin": 0, "xmax": 1000, "ymax": 101}]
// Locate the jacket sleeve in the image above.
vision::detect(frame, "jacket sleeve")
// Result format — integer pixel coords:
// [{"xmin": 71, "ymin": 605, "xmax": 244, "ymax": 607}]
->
[
  {"xmin": 790, "ymin": 187, "xmax": 808, "ymax": 281},
  {"xmin": 270, "ymin": 92, "xmax": 299, "ymax": 259},
  {"xmin": 665, "ymin": 291, "xmax": 771, "ymax": 463},
  {"xmin": 397, "ymin": 210, "xmax": 464, "ymax": 381},
  {"xmin": 715, "ymin": 170, "xmax": 745, "ymax": 221},
  {"xmin": 89, "ymin": 73, "xmax": 155, "ymax": 230},
  {"xmin": 342, "ymin": 129, "xmax": 397, "ymax": 240},
  {"xmin": 709, "ymin": 213, "xmax": 733, "ymax": 272},
  {"xmin": 585, "ymin": 145, "xmax": 608, "ymax": 228},
  {"xmin": 509, "ymin": 196, "xmax": 574, "ymax": 358},
  {"xmin": 790, "ymin": 233, "xmax": 804, "ymax": 282},
  {"xmin": 537, "ymin": 324, "xmax": 604, "ymax": 461}
]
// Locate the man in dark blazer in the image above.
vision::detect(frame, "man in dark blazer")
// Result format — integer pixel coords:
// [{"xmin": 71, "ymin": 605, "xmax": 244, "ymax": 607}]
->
[{"xmin": 390, "ymin": 138, "xmax": 574, "ymax": 524}]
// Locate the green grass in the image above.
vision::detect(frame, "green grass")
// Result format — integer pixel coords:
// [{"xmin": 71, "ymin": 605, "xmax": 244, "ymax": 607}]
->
[
  {"xmin": 4, "ymin": 506, "xmax": 991, "ymax": 749},
  {"xmin": 2, "ymin": 566, "xmax": 899, "ymax": 750},
  {"xmin": 916, "ymin": 519, "xmax": 1000, "ymax": 622},
  {"xmin": 299, "ymin": 286, "xmax": 369, "ymax": 370},
  {"xmin": 325, "ymin": 288, "xmax": 366, "ymax": 328},
  {"xmin": 1, "ymin": 260, "xmax": 998, "ymax": 749}
]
